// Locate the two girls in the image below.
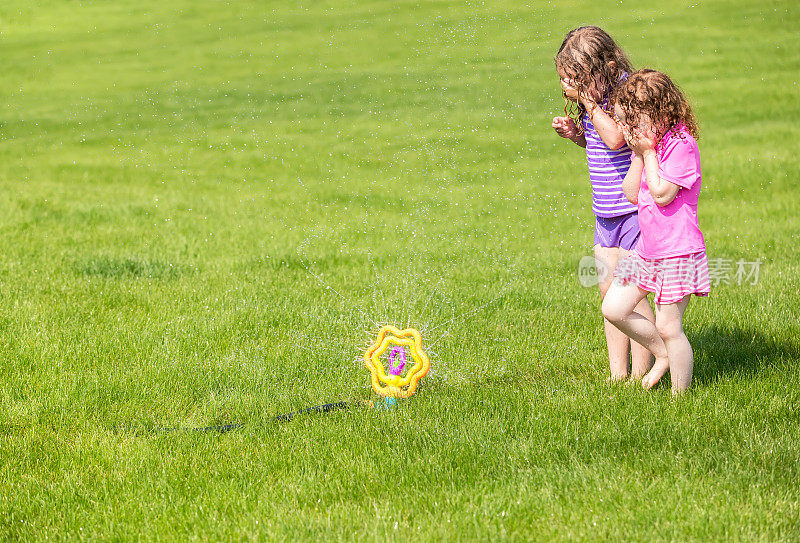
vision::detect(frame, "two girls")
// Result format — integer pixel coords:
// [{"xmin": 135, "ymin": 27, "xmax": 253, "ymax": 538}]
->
[{"xmin": 553, "ymin": 27, "xmax": 709, "ymax": 392}]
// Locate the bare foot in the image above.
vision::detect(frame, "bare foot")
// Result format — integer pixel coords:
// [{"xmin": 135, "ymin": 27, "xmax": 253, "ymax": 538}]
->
[
  {"xmin": 631, "ymin": 360, "xmax": 654, "ymax": 381},
  {"xmin": 671, "ymin": 381, "xmax": 692, "ymax": 397},
  {"xmin": 641, "ymin": 358, "xmax": 669, "ymax": 390},
  {"xmin": 607, "ymin": 373, "xmax": 628, "ymax": 384}
]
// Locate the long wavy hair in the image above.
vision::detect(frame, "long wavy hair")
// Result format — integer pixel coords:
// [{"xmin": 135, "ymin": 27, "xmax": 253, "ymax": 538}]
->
[
  {"xmin": 613, "ymin": 69, "xmax": 699, "ymax": 143},
  {"xmin": 555, "ymin": 26, "xmax": 634, "ymax": 134}
]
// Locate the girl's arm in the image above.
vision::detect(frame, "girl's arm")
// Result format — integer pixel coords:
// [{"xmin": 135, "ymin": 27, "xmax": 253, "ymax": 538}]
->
[
  {"xmin": 581, "ymin": 97, "xmax": 626, "ymax": 150},
  {"xmin": 622, "ymin": 154, "xmax": 644, "ymax": 205},
  {"xmin": 642, "ymin": 151, "xmax": 680, "ymax": 206}
]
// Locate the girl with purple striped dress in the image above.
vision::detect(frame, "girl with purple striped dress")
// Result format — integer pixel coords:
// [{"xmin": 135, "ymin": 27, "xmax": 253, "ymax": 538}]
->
[{"xmin": 552, "ymin": 26, "xmax": 656, "ymax": 382}]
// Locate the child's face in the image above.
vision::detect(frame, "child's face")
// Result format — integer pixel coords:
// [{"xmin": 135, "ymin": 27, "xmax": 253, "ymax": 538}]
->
[
  {"xmin": 558, "ymin": 65, "xmax": 602, "ymax": 102},
  {"xmin": 613, "ymin": 104, "xmax": 655, "ymax": 139},
  {"xmin": 557, "ymin": 67, "xmax": 579, "ymax": 101}
]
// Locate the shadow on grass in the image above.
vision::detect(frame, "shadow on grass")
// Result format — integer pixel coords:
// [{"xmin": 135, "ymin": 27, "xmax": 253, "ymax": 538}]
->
[{"xmin": 691, "ymin": 324, "xmax": 800, "ymax": 383}]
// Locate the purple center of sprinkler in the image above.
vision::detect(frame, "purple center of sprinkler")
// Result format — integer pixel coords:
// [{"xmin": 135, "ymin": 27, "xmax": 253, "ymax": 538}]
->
[{"xmin": 388, "ymin": 347, "xmax": 406, "ymax": 376}]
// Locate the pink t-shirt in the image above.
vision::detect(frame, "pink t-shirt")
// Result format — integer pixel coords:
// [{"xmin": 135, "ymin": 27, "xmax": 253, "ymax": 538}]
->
[{"xmin": 636, "ymin": 126, "xmax": 705, "ymax": 259}]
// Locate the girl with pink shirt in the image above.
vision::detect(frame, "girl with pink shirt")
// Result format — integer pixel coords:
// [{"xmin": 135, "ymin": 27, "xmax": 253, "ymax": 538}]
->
[{"xmin": 603, "ymin": 69, "xmax": 711, "ymax": 393}]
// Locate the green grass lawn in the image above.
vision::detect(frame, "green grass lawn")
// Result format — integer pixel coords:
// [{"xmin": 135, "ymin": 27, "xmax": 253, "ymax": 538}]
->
[{"xmin": 1, "ymin": 0, "xmax": 799, "ymax": 540}]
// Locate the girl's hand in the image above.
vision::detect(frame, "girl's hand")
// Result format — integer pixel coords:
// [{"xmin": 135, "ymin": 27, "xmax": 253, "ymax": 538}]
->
[
  {"xmin": 578, "ymin": 89, "xmax": 599, "ymax": 112},
  {"xmin": 552, "ymin": 116, "xmax": 579, "ymax": 140},
  {"xmin": 560, "ymin": 78, "xmax": 579, "ymax": 101},
  {"xmin": 626, "ymin": 129, "xmax": 656, "ymax": 156}
]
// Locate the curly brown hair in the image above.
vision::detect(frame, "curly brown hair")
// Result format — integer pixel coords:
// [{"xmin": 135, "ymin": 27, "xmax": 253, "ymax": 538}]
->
[
  {"xmin": 555, "ymin": 26, "xmax": 634, "ymax": 133},
  {"xmin": 612, "ymin": 69, "xmax": 699, "ymax": 142}
]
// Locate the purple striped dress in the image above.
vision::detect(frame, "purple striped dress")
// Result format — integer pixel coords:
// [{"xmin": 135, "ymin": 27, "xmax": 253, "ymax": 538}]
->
[{"xmin": 583, "ymin": 113, "xmax": 637, "ymax": 218}]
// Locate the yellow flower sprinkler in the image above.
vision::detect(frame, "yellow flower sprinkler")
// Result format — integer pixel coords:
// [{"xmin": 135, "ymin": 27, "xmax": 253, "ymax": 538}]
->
[{"xmin": 364, "ymin": 325, "xmax": 430, "ymax": 402}]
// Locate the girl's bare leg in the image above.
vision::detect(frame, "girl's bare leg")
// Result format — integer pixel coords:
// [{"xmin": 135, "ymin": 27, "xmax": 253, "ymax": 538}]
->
[
  {"xmin": 630, "ymin": 296, "xmax": 655, "ymax": 378},
  {"xmin": 654, "ymin": 296, "xmax": 693, "ymax": 394},
  {"xmin": 594, "ymin": 245, "xmax": 630, "ymax": 380},
  {"xmin": 602, "ymin": 281, "xmax": 669, "ymax": 390},
  {"xmin": 617, "ymin": 249, "xmax": 655, "ymax": 379}
]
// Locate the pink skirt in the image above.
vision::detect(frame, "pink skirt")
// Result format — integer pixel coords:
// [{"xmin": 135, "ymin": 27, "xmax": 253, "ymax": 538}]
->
[{"xmin": 614, "ymin": 251, "xmax": 711, "ymax": 304}]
